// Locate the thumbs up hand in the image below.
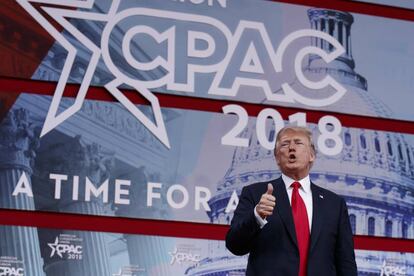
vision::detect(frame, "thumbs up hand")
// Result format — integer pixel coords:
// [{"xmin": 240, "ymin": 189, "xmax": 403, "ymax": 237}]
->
[{"xmin": 256, "ymin": 183, "xmax": 276, "ymax": 219}]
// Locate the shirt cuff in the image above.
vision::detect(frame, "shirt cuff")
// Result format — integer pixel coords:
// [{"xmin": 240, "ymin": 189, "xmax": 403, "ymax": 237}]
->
[{"xmin": 254, "ymin": 204, "xmax": 268, "ymax": 228}]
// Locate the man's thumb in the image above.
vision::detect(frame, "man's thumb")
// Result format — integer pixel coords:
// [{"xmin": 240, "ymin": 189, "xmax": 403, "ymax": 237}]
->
[{"xmin": 266, "ymin": 183, "xmax": 274, "ymax": 195}]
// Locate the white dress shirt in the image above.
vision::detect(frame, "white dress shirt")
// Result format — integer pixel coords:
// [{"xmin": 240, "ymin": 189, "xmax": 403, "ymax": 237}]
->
[{"xmin": 254, "ymin": 174, "xmax": 313, "ymax": 230}]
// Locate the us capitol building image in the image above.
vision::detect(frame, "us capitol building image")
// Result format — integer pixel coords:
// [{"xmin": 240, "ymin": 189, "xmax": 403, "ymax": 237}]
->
[
  {"xmin": 186, "ymin": 8, "xmax": 414, "ymax": 276},
  {"xmin": 0, "ymin": 2, "xmax": 413, "ymax": 275}
]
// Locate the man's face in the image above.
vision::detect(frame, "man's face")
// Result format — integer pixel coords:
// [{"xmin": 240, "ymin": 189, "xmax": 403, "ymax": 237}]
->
[{"xmin": 275, "ymin": 129, "xmax": 315, "ymax": 180}]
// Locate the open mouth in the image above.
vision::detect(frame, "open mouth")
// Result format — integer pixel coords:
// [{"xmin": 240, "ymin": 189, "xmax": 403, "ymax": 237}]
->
[{"xmin": 288, "ymin": 153, "xmax": 296, "ymax": 162}]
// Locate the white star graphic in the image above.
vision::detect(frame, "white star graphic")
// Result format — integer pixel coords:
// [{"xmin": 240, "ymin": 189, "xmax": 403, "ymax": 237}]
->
[
  {"xmin": 47, "ymin": 237, "xmax": 62, "ymax": 258},
  {"xmin": 17, "ymin": 0, "xmax": 170, "ymax": 148},
  {"xmin": 168, "ymin": 246, "xmax": 179, "ymax": 265}
]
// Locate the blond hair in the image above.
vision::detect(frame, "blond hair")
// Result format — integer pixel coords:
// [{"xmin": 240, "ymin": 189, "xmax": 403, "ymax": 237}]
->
[{"xmin": 275, "ymin": 126, "xmax": 316, "ymax": 154}]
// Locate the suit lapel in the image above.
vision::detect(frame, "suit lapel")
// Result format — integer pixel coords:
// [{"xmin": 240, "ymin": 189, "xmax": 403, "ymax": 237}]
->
[
  {"xmin": 309, "ymin": 183, "xmax": 324, "ymax": 254},
  {"xmin": 274, "ymin": 177, "xmax": 298, "ymax": 249}
]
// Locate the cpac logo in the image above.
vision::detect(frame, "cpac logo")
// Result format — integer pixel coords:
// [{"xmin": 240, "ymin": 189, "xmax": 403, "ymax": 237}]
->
[
  {"xmin": 0, "ymin": 267, "xmax": 23, "ymax": 276},
  {"xmin": 169, "ymin": 247, "xmax": 201, "ymax": 265},
  {"xmin": 48, "ymin": 237, "xmax": 82, "ymax": 258},
  {"xmin": 380, "ymin": 260, "xmax": 406, "ymax": 276},
  {"xmin": 18, "ymin": 0, "xmax": 346, "ymax": 149}
]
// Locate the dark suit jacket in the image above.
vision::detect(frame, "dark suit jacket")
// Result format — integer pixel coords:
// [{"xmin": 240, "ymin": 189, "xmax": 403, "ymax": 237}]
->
[{"xmin": 226, "ymin": 177, "xmax": 357, "ymax": 276}]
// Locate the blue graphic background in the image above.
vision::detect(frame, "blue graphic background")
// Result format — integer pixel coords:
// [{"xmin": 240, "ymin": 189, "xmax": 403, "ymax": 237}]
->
[{"xmin": 0, "ymin": 0, "xmax": 413, "ymax": 275}]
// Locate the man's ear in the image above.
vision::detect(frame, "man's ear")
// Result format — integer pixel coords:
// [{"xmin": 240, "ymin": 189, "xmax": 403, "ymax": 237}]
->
[
  {"xmin": 310, "ymin": 150, "xmax": 316, "ymax": 163},
  {"xmin": 276, "ymin": 158, "xmax": 281, "ymax": 166},
  {"xmin": 275, "ymin": 152, "xmax": 282, "ymax": 167}
]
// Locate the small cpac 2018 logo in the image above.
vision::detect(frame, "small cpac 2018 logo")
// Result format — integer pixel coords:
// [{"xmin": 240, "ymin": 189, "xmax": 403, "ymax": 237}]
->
[
  {"xmin": 48, "ymin": 237, "xmax": 82, "ymax": 258},
  {"xmin": 380, "ymin": 260, "xmax": 406, "ymax": 276},
  {"xmin": 17, "ymin": 0, "xmax": 346, "ymax": 149},
  {"xmin": 168, "ymin": 246, "xmax": 201, "ymax": 265},
  {"xmin": 0, "ymin": 267, "xmax": 23, "ymax": 276}
]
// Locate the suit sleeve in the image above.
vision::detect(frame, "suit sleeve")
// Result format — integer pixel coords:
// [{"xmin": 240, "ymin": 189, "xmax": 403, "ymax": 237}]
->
[
  {"xmin": 225, "ymin": 185, "xmax": 261, "ymax": 256},
  {"xmin": 335, "ymin": 198, "xmax": 358, "ymax": 276}
]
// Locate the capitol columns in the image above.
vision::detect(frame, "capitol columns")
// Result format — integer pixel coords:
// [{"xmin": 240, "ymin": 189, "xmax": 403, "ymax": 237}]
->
[
  {"xmin": 115, "ymin": 167, "xmax": 170, "ymax": 274},
  {"xmin": 0, "ymin": 108, "xmax": 44, "ymax": 275},
  {"xmin": 32, "ymin": 136, "xmax": 114, "ymax": 276}
]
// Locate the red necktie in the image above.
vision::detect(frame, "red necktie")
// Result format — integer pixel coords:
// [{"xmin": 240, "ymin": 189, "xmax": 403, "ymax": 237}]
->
[{"xmin": 291, "ymin": 181, "xmax": 310, "ymax": 276}]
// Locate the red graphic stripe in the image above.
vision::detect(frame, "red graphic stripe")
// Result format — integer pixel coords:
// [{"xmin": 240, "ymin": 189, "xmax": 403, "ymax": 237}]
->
[
  {"xmin": 0, "ymin": 208, "xmax": 413, "ymax": 253},
  {"xmin": 0, "ymin": 1, "xmax": 62, "ymax": 119},
  {"xmin": 1, "ymin": 77, "xmax": 414, "ymax": 135}
]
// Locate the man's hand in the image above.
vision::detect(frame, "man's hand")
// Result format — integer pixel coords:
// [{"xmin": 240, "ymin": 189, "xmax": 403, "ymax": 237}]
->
[{"xmin": 256, "ymin": 183, "xmax": 276, "ymax": 219}]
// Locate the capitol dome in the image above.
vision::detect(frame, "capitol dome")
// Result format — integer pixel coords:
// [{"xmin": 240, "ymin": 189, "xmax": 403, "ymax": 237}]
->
[{"xmin": 187, "ymin": 8, "xmax": 414, "ymax": 276}]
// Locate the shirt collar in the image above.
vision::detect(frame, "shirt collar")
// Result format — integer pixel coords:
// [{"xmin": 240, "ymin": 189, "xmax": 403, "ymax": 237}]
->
[{"xmin": 282, "ymin": 173, "xmax": 311, "ymax": 193}]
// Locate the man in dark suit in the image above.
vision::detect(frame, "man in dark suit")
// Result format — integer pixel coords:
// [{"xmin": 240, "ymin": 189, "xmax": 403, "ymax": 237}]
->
[{"xmin": 226, "ymin": 126, "xmax": 357, "ymax": 276}]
